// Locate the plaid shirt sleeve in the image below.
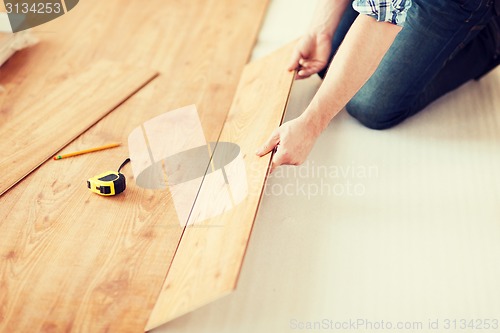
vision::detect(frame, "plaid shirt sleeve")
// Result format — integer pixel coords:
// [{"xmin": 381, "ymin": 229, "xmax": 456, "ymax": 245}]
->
[{"xmin": 352, "ymin": 0, "xmax": 412, "ymax": 27}]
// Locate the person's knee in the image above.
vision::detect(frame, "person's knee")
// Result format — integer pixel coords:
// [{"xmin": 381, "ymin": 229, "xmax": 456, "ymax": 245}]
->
[{"xmin": 346, "ymin": 96, "xmax": 402, "ymax": 130}]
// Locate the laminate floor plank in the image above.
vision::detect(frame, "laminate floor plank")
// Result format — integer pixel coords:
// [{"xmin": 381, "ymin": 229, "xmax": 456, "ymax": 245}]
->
[
  {"xmin": 146, "ymin": 42, "xmax": 295, "ymax": 330},
  {"xmin": 0, "ymin": 0, "xmax": 269, "ymax": 332},
  {"xmin": 0, "ymin": 60, "xmax": 157, "ymax": 196}
]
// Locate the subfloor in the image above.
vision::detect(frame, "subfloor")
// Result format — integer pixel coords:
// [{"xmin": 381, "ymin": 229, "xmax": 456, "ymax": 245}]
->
[{"xmin": 153, "ymin": 0, "xmax": 500, "ymax": 332}]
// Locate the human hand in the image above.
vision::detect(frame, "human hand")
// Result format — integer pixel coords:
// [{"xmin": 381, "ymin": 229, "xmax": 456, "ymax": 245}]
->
[
  {"xmin": 288, "ymin": 32, "xmax": 332, "ymax": 79},
  {"xmin": 255, "ymin": 115, "xmax": 321, "ymax": 173}
]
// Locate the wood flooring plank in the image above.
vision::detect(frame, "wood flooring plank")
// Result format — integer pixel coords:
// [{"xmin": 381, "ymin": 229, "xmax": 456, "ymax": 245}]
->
[
  {"xmin": 0, "ymin": 60, "xmax": 158, "ymax": 196},
  {"xmin": 146, "ymin": 42, "xmax": 296, "ymax": 329},
  {"xmin": 0, "ymin": 0, "xmax": 269, "ymax": 332},
  {"xmin": 0, "ymin": 0, "xmax": 269, "ymax": 142}
]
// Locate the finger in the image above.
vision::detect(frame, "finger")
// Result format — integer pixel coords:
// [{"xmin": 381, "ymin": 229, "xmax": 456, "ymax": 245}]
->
[
  {"xmin": 298, "ymin": 58, "xmax": 307, "ymax": 67},
  {"xmin": 269, "ymin": 148, "xmax": 286, "ymax": 173},
  {"xmin": 287, "ymin": 49, "xmax": 302, "ymax": 71},
  {"xmin": 288, "ymin": 37, "xmax": 312, "ymax": 71},
  {"xmin": 296, "ymin": 69, "xmax": 313, "ymax": 79},
  {"xmin": 256, "ymin": 131, "xmax": 280, "ymax": 156},
  {"xmin": 297, "ymin": 60, "xmax": 326, "ymax": 78},
  {"xmin": 298, "ymin": 36, "xmax": 312, "ymax": 58},
  {"xmin": 297, "ymin": 67, "xmax": 319, "ymax": 79},
  {"xmin": 299, "ymin": 59, "xmax": 323, "ymax": 69}
]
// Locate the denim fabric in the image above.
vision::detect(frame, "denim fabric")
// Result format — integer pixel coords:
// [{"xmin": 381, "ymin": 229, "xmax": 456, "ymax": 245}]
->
[{"xmin": 320, "ymin": 0, "xmax": 500, "ymax": 129}]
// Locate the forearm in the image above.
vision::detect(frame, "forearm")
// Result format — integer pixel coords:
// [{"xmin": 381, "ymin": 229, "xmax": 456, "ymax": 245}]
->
[
  {"xmin": 308, "ymin": 0, "xmax": 351, "ymax": 37},
  {"xmin": 302, "ymin": 14, "xmax": 402, "ymax": 133}
]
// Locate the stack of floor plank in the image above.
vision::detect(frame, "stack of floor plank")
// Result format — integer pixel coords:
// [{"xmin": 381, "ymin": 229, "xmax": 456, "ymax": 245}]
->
[
  {"xmin": 0, "ymin": 31, "xmax": 38, "ymax": 67},
  {"xmin": 0, "ymin": 0, "xmax": 295, "ymax": 332}
]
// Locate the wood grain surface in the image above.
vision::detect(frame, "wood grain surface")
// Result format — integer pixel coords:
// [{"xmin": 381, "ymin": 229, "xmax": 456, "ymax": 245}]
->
[
  {"xmin": 0, "ymin": 60, "xmax": 157, "ymax": 196},
  {"xmin": 0, "ymin": 0, "xmax": 269, "ymax": 332},
  {"xmin": 146, "ymin": 42, "xmax": 296, "ymax": 329},
  {"xmin": 0, "ymin": 33, "xmax": 14, "ymax": 64}
]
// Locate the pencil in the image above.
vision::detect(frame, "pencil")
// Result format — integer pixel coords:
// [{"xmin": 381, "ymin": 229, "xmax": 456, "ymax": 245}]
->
[{"xmin": 53, "ymin": 142, "xmax": 121, "ymax": 160}]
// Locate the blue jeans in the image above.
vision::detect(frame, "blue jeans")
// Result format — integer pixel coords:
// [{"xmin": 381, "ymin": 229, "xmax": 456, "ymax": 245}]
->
[{"xmin": 319, "ymin": 0, "xmax": 500, "ymax": 129}]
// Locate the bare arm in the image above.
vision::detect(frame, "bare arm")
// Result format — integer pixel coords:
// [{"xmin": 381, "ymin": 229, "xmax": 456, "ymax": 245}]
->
[
  {"xmin": 257, "ymin": 15, "xmax": 402, "ymax": 172},
  {"xmin": 302, "ymin": 15, "xmax": 401, "ymax": 133}
]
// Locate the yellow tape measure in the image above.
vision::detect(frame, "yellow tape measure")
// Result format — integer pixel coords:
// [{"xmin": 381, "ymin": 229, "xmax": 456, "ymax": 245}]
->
[{"xmin": 87, "ymin": 158, "xmax": 130, "ymax": 196}]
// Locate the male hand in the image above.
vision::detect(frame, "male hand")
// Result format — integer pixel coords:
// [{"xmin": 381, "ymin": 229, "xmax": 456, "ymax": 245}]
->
[
  {"xmin": 256, "ymin": 115, "xmax": 320, "ymax": 173},
  {"xmin": 288, "ymin": 32, "xmax": 332, "ymax": 79}
]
